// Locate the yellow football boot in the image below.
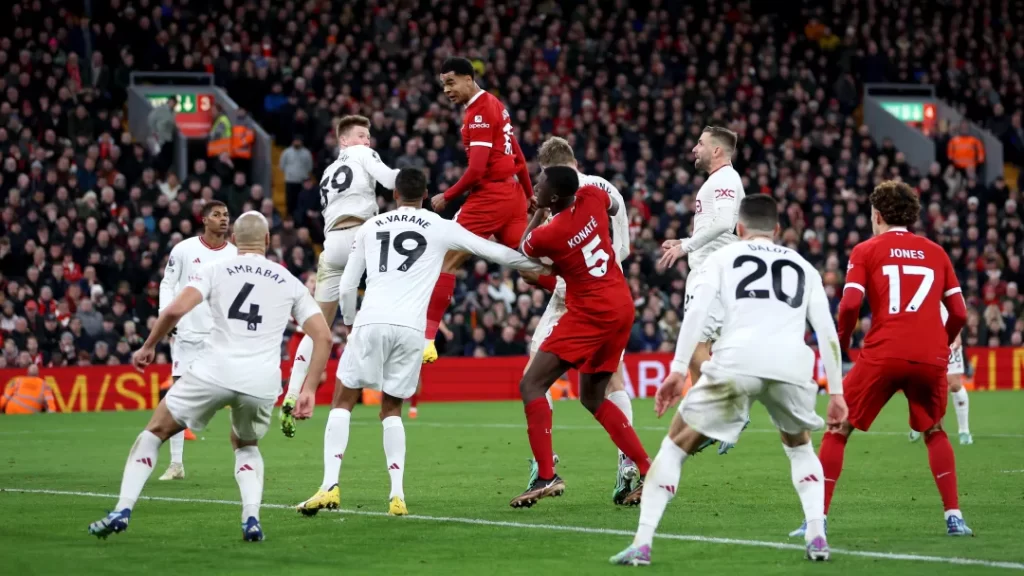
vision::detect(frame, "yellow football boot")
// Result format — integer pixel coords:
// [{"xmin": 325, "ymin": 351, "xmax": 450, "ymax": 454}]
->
[
  {"xmin": 387, "ymin": 496, "xmax": 408, "ymax": 516},
  {"xmin": 422, "ymin": 339, "xmax": 438, "ymax": 364},
  {"xmin": 296, "ymin": 484, "xmax": 340, "ymax": 516}
]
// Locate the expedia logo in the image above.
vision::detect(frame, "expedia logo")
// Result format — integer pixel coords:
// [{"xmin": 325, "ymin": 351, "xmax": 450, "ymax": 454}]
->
[{"xmin": 469, "ymin": 123, "xmax": 490, "ymax": 129}]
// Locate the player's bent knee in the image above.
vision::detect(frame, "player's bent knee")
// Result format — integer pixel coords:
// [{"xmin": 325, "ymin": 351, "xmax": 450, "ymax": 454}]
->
[
  {"xmin": 780, "ymin": 430, "xmax": 812, "ymax": 448},
  {"xmin": 145, "ymin": 401, "xmax": 184, "ymax": 441},
  {"xmin": 948, "ymin": 376, "xmax": 963, "ymax": 392},
  {"xmin": 924, "ymin": 422, "xmax": 944, "ymax": 436}
]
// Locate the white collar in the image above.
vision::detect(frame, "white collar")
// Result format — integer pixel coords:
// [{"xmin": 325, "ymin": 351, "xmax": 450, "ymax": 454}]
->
[{"xmin": 466, "ymin": 89, "xmax": 485, "ymax": 107}]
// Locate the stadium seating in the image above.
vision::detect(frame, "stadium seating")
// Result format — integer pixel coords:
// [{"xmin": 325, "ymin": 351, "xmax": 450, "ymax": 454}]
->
[{"xmin": 1, "ymin": 0, "xmax": 1022, "ymax": 369}]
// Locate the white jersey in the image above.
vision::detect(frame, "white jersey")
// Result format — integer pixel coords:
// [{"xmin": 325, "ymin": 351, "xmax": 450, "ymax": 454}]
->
[
  {"xmin": 339, "ymin": 207, "xmax": 544, "ymax": 331},
  {"xmin": 672, "ymin": 239, "xmax": 843, "ymax": 393},
  {"xmin": 685, "ymin": 165, "xmax": 745, "ymax": 270},
  {"xmin": 548, "ymin": 172, "xmax": 629, "ymax": 299},
  {"xmin": 160, "ymin": 236, "xmax": 238, "ymax": 341},
  {"xmin": 320, "ymin": 144, "xmax": 399, "ymax": 234},
  {"xmin": 185, "ymin": 253, "xmax": 321, "ymax": 400}
]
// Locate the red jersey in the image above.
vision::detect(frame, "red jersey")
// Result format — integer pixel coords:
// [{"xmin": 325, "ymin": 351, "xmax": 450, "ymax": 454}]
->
[
  {"xmin": 443, "ymin": 90, "xmax": 529, "ymax": 203},
  {"xmin": 841, "ymin": 228, "xmax": 962, "ymax": 367},
  {"xmin": 522, "ymin": 186, "xmax": 632, "ymax": 319}
]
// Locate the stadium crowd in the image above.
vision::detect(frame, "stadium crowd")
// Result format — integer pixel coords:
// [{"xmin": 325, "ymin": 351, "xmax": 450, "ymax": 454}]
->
[{"xmin": 1, "ymin": 0, "xmax": 1023, "ymax": 369}]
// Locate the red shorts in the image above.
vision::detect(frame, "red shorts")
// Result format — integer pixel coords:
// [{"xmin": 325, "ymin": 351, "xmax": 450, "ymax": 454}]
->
[
  {"xmin": 453, "ymin": 180, "xmax": 529, "ymax": 248},
  {"xmin": 540, "ymin": 307, "xmax": 632, "ymax": 374},
  {"xmin": 844, "ymin": 356, "xmax": 948, "ymax": 432}
]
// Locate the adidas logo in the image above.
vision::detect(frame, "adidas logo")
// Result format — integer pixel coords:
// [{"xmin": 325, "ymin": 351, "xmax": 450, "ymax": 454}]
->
[
  {"xmin": 660, "ymin": 484, "xmax": 676, "ymax": 494},
  {"xmin": 388, "ymin": 463, "xmax": 401, "ymax": 471},
  {"xmin": 334, "ymin": 453, "xmax": 344, "ymax": 460},
  {"xmin": 193, "ymin": 258, "xmax": 201, "ymax": 264},
  {"xmin": 135, "ymin": 457, "xmax": 153, "ymax": 468},
  {"xmin": 237, "ymin": 464, "xmax": 254, "ymax": 473},
  {"xmin": 799, "ymin": 474, "xmax": 820, "ymax": 483},
  {"xmin": 296, "ymin": 355, "xmax": 306, "ymax": 362}
]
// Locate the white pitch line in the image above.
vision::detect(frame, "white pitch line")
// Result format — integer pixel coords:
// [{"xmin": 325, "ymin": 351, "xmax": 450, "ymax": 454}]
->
[{"xmin": 3, "ymin": 488, "xmax": 1022, "ymax": 571}]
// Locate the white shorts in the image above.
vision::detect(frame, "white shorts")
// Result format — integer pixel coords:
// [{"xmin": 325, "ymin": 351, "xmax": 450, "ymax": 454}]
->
[
  {"xmin": 171, "ymin": 338, "xmax": 205, "ymax": 378},
  {"xmin": 530, "ymin": 291, "xmax": 567, "ymax": 354},
  {"xmin": 685, "ymin": 269, "xmax": 724, "ymax": 342},
  {"xmin": 314, "ymin": 226, "xmax": 361, "ymax": 303},
  {"xmin": 164, "ymin": 375, "xmax": 274, "ymax": 441},
  {"xmin": 679, "ymin": 360, "xmax": 823, "ymax": 445},
  {"xmin": 947, "ymin": 347, "xmax": 965, "ymax": 376},
  {"xmin": 336, "ymin": 324, "xmax": 424, "ymax": 399}
]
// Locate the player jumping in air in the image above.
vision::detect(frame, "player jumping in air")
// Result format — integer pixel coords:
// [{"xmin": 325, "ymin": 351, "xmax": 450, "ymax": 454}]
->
[
  {"xmin": 89, "ymin": 212, "xmax": 332, "ymax": 542},
  {"xmin": 611, "ymin": 195, "xmax": 847, "ymax": 566},
  {"xmin": 423, "ymin": 57, "xmax": 534, "ymax": 366},
  {"xmin": 281, "ymin": 115, "xmax": 399, "ymax": 438},
  {"xmin": 292, "ymin": 168, "xmax": 545, "ymax": 517},
  {"xmin": 789, "ymin": 181, "xmax": 973, "ymax": 539},
  {"xmin": 522, "ymin": 136, "xmax": 638, "ymax": 504},
  {"xmin": 156, "ymin": 200, "xmax": 237, "ymax": 480},
  {"xmin": 908, "ymin": 303, "xmax": 972, "ymax": 445},
  {"xmin": 658, "ymin": 126, "xmax": 746, "ymax": 455},
  {"xmin": 509, "ymin": 166, "xmax": 650, "ymax": 509}
]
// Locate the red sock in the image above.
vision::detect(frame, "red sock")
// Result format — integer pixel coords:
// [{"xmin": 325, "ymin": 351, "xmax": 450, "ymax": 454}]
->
[
  {"xmin": 409, "ymin": 394, "xmax": 418, "ymax": 408},
  {"xmin": 594, "ymin": 401, "xmax": 650, "ymax": 475},
  {"xmin": 525, "ymin": 398, "xmax": 555, "ymax": 479},
  {"xmin": 425, "ymin": 273, "xmax": 456, "ymax": 339},
  {"xmin": 924, "ymin": 430, "xmax": 960, "ymax": 511},
  {"xmin": 818, "ymin": 432, "xmax": 847, "ymax": 515}
]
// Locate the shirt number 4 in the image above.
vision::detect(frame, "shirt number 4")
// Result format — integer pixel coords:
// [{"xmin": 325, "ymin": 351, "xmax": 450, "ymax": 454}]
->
[{"xmin": 582, "ymin": 236, "xmax": 610, "ymax": 277}]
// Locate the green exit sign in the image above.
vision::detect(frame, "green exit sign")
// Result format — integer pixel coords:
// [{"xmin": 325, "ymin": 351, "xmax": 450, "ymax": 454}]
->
[
  {"xmin": 147, "ymin": 93, "xmax": 203, "ymax": 113},
  {"xmin": 881, "ymin": 101, "xmax": 936, "ymax": 123}
]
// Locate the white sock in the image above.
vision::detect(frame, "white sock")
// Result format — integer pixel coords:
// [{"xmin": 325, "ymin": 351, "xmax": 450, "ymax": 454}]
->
[
  {"xmin": 382, "ymin": 416, "xmax": 406, "ymax": 500},
  {"xmin": 115, "ymin": 430, "xmax": 162, "ymax": 511},
  {"xmin": 321, "ymin": 408, "xmax": 351, "ymax": 491},
  {"xmin": 634, "ymin": 436, "xmax": 688, "ymax": 548},
  {"xmin": 951, "ymin": 388, "xmax": 970, "ymax": 434},
  {"xmin": 234, "ymin": 446, "xmax": 264, "ymax": 521},
  {"xmin": 168, "ymin": 431, "xmax": 184, "ymax": 465},
  {"xmin": 607, "ymin": 390, "xmax": 633, "ymax": 461},
  {"xmin": 783, "ymin": 441, "xmax": 826, "ymax": 543},
  {"xmin": 545, "ymin": 389, "xmax": 553, "ymax": 410},
  {"xmin": 285, "ymin": 335, "xmax": 315, "ymax": 400}
]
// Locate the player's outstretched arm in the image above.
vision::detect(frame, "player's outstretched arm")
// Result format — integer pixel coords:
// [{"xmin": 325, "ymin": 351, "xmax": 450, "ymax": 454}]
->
[
  {"xmin": 133, "ymin": 286, "xmax": 203, "ymax": 371},
  {"xmin": 510, "ymin": 134, "xmax": 534, "ymax": 199},
  {"xmin": 444, "ymin": 220, "xmax": 545, "ymax": 273},
  {"xmin": 439, "ymin": 146, "xmax": 489, "ymax": 204},
  {"xmin": 338, "ymin": 229, "xmax": 368, "ymax": 327},
  {"xmin": 361, "ymin": 148, "xmax": 399, "ymax": 190},
  {"xmin": 807, "ymin": 274, "xmax": 845, "ymax": 404}
]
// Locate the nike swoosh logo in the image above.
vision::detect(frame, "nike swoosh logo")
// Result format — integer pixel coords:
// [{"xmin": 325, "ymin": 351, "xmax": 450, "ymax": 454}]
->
[{"xmin": 936, "ymin": 472, "xmax": 951, "ymax": 479}]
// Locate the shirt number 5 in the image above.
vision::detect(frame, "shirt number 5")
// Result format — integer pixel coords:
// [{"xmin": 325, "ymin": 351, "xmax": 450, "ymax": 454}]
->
[
  {"xmin": 503, "ymin": 123, "xmax": 513, "ymax": 155},
  {"xmin": 582, "ymin": 236, "xmax": 610, "ymax": 277}
]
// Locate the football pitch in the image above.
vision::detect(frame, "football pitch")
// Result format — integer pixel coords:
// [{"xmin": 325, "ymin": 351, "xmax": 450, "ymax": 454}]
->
[{"xmin": 2, "ymin": 393, "xmax": 1023, "ymax": 575}]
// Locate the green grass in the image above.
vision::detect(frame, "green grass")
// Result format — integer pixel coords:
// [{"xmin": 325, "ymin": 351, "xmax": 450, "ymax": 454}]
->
[{"xmin": 1, "ymin": 392, "xmax": 1023, "ymax": 575}]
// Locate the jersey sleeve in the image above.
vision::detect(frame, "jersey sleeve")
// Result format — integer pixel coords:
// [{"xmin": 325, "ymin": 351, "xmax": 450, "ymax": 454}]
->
[
  {"xmin": 843, "ymin": 243, "xmax": 868, "ymax": 294},
  {"xmin": 359, "ymin": 147, "xmax": 399, "ymax": 190},
  {"xmin": 670, "ymin": 256, "xmax": 723, "ymax": 375},
  {"xmin": 940, "ymin": 251, "xmax": 962, "ymax": 299},
  {"xmin": 521, "ymin": 221, "xmax": 559, "ymax": 260},
  {"xmin": 291, "ymin": 281, "xmax": 322, "ymax": 327},
  {"xmin": 184, "ymin": 260, "xmax": 215, "ymax": 300},
  {"xmin": 466, "ymin": 106, "xmax": 498, "ymax": 150},
  {"xmin": 159, "ymin": 242, "xmax": 184, "ymax": 312},
  {"xmin": 338, "ymin": 227, "xmax": 368, "ymax": 325},
  {"xmin": 443, "ymin": 220, "xmax": 544, "ymax": 272}
]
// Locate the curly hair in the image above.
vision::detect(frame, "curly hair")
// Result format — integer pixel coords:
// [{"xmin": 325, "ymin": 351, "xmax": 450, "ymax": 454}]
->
[{"xmin": 869, "ymin": 180, "xmax": 920, "ymax": 227}]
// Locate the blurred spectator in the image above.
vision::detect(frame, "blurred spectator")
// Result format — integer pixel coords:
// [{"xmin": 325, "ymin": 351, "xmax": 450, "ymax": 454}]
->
[{"xmin": 280, "ymin": 138, "xmax": 314, "ymax": 215}]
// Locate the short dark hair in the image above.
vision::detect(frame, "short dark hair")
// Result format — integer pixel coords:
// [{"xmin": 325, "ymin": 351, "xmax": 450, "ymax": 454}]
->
[
  {"xmin": 201, "ymin": 200, "xmax": 227, "ymax": 218},
  {"xmin": 702, "ymin": 125, "xmax": 738, "ymax": 153},
  {"xmin": 870, "ymin": 180, "xmax": 920, "ymax": 227},
  {"xmin": 543, "ymin": 165, "xmax": 579, "ymax": 197},
  {"xmin": 738, "ymin": 194, "xmax": 778, "ymax": 232},
  {"xmin": 335, "ymin": 115, "xmax": 370, "ymax": 138},
  {"xmin": 395, "ymin": 168, "xmax": 427, "ymax": 201},
  {"xmin": 440, "ymin": 57, "xmax": 475, "ymax": 78}
]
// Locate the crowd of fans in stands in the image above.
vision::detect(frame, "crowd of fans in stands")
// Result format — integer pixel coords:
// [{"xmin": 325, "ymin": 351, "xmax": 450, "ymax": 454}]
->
[{"xmin": 1, "ymin": 0, "xmax": 1023, "ymax": 369}]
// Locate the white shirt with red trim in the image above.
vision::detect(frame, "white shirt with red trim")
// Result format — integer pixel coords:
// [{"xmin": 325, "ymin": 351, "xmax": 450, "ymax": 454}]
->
[
  {"xmin": 686, "ymin": 164, "xmax": 745, "ymax": 270},
  {"xmin": 160, "ymin": 235, "xmax": 238, "ymax": 341}
]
